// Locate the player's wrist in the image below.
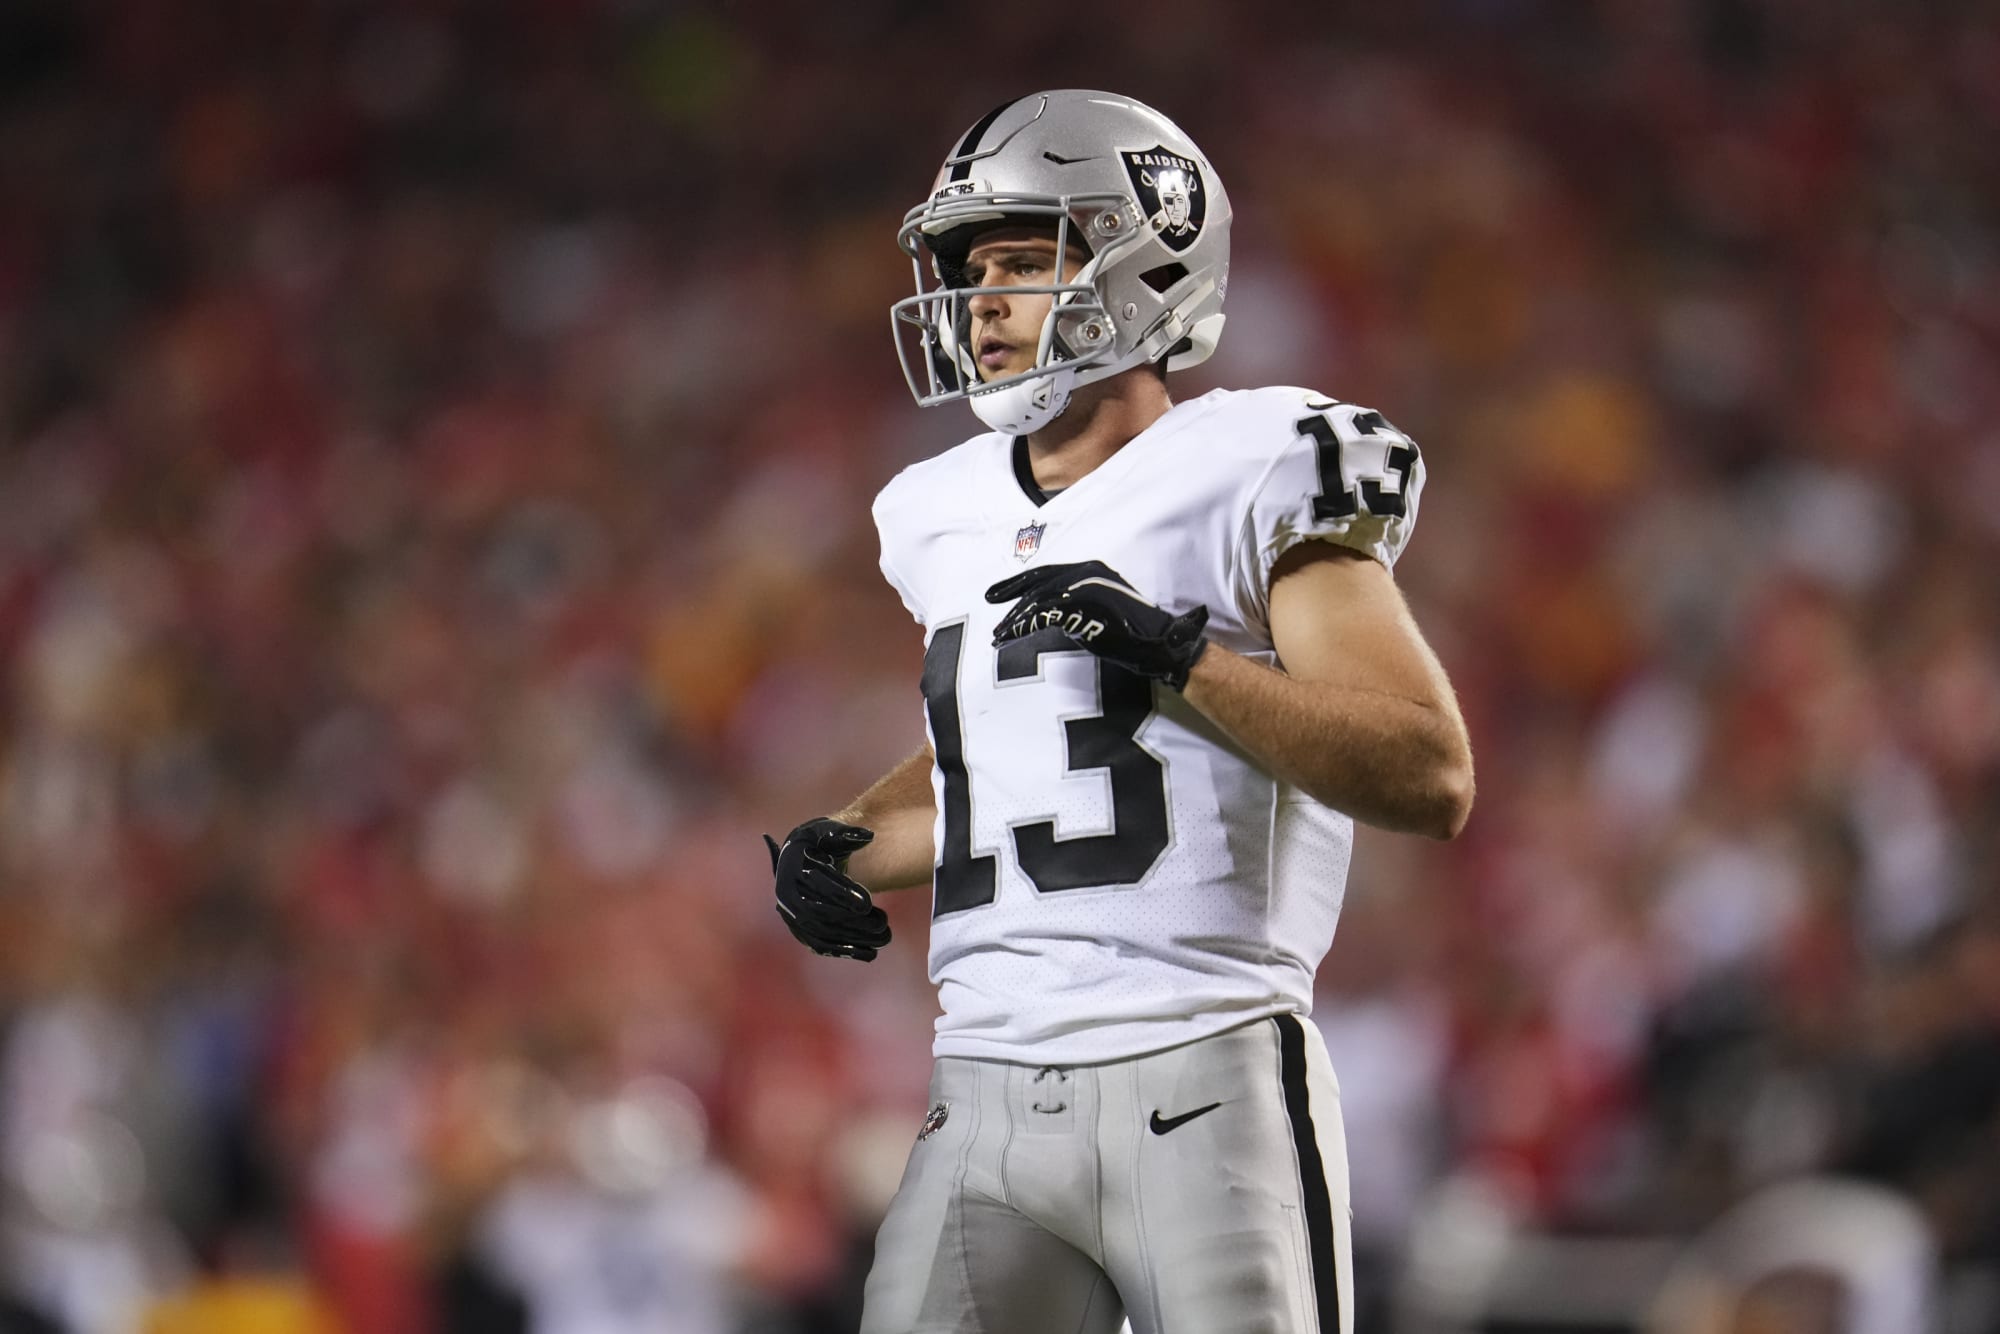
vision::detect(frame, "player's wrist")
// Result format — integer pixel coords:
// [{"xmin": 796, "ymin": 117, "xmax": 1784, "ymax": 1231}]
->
[
  {"xmin": 1153, "ymin": 603, "xmax": 1210, "ymax": 691},
  {"xmin": 797, "ymin": 814, "xmax": 872, "ymax": 870},
  {"xmin": 1164, "ymin": 634, "xmax": 1210, "ymax": 691},
  {"xmin": 1177, "ymin": 635, "xmax": 1246, "ymax": 708}
]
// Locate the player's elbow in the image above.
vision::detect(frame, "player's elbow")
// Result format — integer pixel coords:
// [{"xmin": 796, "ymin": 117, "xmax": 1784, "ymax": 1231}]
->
[
  {"xmin": 1331, "ymin": 738, "xmax": 1473, "ymax": 840},
  {"xmin": 1394, "ymin": 719, "xmax": 1474, "ymax": 840},
  {"xmin": 1420, "ymin": 750, "xmax": 1475, "ymax": 840}
]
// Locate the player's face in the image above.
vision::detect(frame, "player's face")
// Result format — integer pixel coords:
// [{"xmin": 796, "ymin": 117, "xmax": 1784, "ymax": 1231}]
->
[{"xmin": 960, "ymin": 228, "xmax": 1088, "ymax": 382}]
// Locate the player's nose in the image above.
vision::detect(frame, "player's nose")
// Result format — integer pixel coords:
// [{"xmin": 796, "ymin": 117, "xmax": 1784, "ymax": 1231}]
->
[{"xmin": 966, "ymin": 286, "xmax": 1008, "ymax": 321}]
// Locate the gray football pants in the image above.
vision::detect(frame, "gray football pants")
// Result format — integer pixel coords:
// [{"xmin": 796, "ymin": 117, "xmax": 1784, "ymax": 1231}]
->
[{"xmin": 860, "ymin": 1014, "xmax": 1353, "ymax": 1334}]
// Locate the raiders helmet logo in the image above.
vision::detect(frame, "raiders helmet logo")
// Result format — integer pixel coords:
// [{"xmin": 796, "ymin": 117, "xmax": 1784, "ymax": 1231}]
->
[
  {"xmin": 1121, "ymin": 146, "xmax": 1206, "ymax": 252},
  {"xmin": 917, "ymin": 1100, "xmax": 951, "ymax": 1141}
]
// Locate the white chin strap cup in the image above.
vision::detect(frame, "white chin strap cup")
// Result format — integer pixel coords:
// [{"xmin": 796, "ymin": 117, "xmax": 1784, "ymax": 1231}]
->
[{"xmin": 969, "ymin": 366, "xmax": 1076, "ymax": 436}]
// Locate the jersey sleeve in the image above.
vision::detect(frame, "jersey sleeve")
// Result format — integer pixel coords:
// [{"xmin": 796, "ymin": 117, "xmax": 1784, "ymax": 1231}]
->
[
  {"xmin": 1232, "ymin": 395, "xmax": 1425, "ymax": 624},
  {"xmin": 871, "ymin": 483, "xmax": 927, "ymax": 626}
]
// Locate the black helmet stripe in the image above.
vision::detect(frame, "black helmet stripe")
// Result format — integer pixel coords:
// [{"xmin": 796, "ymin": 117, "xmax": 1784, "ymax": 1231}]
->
[{"xmin": 947, "ymin": 97, "xmax": 1024, "ymax": 182}]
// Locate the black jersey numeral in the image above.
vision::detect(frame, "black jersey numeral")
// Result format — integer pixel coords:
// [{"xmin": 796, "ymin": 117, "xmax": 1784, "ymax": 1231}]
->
[
  {"xmin": 921, "ymin": 622, "xmax": 998, "ymax": 916},
  {"xmin": 1298, "ymin": 408, "xmax": 1418, "ymax": 521},
  {"xmin": 920, "ymin": 624, "xmax": 1170, "ymax": 917},
  {"xmin": 998, "ymin": 630, "xmax": 1170, "ymax": 893}
]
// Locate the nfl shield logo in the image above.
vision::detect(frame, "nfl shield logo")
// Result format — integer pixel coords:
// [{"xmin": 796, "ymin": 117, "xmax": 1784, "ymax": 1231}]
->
[
  {"xmin": 917, "ymin": 1100, "xmax": 950, "ymax": 1141},
  {"xmin": 1014, "ymin": 521, "xmax": 1045, "ymax": 561}
]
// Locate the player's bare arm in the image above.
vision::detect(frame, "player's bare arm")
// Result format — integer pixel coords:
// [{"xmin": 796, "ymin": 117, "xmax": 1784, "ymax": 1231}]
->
[
  {"xmin": 986, "ymin": 544, "xmax": 1473, "ymax": 841},
  {"xmin": 830, "ymin": 744, "xmax": 938, "ymax": 891},
  {"xmin": 1181, "ymin": 543, "xmax": 1473, "ymax": 840}
]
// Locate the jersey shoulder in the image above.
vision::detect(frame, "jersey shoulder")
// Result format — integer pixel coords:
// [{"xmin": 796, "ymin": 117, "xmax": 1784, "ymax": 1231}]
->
[
  {"xmin": 872, "ymin": 428, "xmax": 1005, "ymax": 531},
  {"xmin": 1194, "ymin": 385, "xmax": 1427, "ymax": 625},
  {"xmin": 1165, "ymin": 384, "xmax": 1424, "ymax": 509},
  {"xmin": 1178, "ymin": 383, "xmax": 1395, "ymax": 462},
  {"xmin": 871, "ymin": 429, "xmax": 1007, "ymax": 626}
]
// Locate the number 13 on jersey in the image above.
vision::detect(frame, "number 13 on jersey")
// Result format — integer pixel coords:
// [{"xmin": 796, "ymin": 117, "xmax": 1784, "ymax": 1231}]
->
[
  {"xmin": 1297, "ymin": 404, "xmax": 1419, "ymax": 522},
  {"xmin": 921, "ymin": 622, "xmax": 1171, "ymax": 918}
]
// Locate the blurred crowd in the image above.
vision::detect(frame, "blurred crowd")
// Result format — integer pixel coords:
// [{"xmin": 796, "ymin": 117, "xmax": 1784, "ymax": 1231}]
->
[{"xmin": 0, "ymin": 1, "xmax": 1995, "ymax": 1331}]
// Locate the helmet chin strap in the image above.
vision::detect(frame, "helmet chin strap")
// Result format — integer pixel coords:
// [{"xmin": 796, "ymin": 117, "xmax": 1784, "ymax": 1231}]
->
[
  {"xmin": 966, "ymin": 333, "xmax": 1163, "ymax": 435},
  {"xmin": 967, "ymin": 294, "xmax": 1080, "ymax": 435},
  {"xmin": 969, "ymin": 365, "xmax": 1076, "ymax": 435}
]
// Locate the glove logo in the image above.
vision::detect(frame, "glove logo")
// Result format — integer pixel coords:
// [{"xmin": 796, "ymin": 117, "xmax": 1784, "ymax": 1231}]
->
[
  {"xmin": 1013, "ymin": 520, "xmax": 1046, "ymax": 561},
  {"xmin": 917, "ymin": 1100, "xmax": 951, "ymax": 1142}
]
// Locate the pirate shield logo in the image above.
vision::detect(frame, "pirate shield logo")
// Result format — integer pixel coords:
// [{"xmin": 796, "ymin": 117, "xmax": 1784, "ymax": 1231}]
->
[{"xmin": 1121, "ymin": 145, "xmax": 1206, "ymax": 253}]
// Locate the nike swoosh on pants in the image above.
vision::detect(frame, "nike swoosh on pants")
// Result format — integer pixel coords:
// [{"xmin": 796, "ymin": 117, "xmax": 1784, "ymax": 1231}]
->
[{"xmin": 1148, "ymin": 1102, "xmax": 1222, "ymax": 1135}]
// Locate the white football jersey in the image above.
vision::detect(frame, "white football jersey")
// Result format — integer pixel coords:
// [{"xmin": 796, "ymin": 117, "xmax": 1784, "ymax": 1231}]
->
[{"xmin": 873, "ymin": 386, "xmax": 1425, "ymax": 1063}]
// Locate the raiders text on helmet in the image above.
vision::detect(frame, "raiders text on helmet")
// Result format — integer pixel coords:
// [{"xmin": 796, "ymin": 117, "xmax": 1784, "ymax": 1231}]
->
[{"xmin": 890, "ymin": 91, "xmax": 1233, "ymax": 435}]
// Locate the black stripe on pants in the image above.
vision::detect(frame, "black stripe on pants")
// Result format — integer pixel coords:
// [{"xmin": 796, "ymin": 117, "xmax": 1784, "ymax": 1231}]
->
[{"xmin": 1276, "ymin": 1014, "xmax": 1340, "ymax": 1334}]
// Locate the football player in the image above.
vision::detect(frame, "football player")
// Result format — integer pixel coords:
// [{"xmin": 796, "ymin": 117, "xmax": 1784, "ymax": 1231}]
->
[{"xmin": 765, "ymin": 90, "xmax": 1474, "ymax": 1334}]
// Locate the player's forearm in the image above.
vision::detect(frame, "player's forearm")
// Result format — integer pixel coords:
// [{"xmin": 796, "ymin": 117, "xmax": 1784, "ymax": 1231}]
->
[
  {"xmin": 1180, "ymin": 645, "xmax": 1474, "ymax": 839},
  {"xmin": 830, "ymin": 746, "xmax": 938, "ymax": 891}
]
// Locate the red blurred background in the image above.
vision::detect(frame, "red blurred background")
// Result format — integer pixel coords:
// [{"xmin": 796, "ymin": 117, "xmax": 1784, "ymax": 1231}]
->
[{"xmin": 0, "ymin": 2, "xmax": 1995, "ymax": 1331}]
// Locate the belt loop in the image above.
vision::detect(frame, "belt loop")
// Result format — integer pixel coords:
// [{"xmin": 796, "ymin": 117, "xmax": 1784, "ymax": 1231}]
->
[{"xmin": 1030, "ymin": 1065, "xmax": 1070, "ymax": 1113}]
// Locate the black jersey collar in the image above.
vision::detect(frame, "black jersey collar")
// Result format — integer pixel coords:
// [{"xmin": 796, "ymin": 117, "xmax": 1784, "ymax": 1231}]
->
[{"xmin": 1011, "ymin": 436, "xmax": 1066, "ymax": 507}]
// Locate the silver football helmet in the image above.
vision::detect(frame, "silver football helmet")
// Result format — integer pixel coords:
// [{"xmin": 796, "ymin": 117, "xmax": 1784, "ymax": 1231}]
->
[{"xmin": 892, "ymin": 90, "xmax": 1232, "ymax": 435}]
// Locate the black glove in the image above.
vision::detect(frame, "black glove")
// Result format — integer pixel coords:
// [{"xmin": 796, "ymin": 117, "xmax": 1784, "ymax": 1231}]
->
[
  {"xmin": 986, "ymin": 560, "xmax": 1210, "ymax": 690},
  {"xmin": 765, "ymin": 818, "xmax": 891, "ymax": 961}
]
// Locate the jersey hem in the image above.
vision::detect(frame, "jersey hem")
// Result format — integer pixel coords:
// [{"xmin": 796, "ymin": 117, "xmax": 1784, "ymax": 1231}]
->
[{"xmin": 930, "ymin": 1002, "xmax": 1308, "ymax": 1068}]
